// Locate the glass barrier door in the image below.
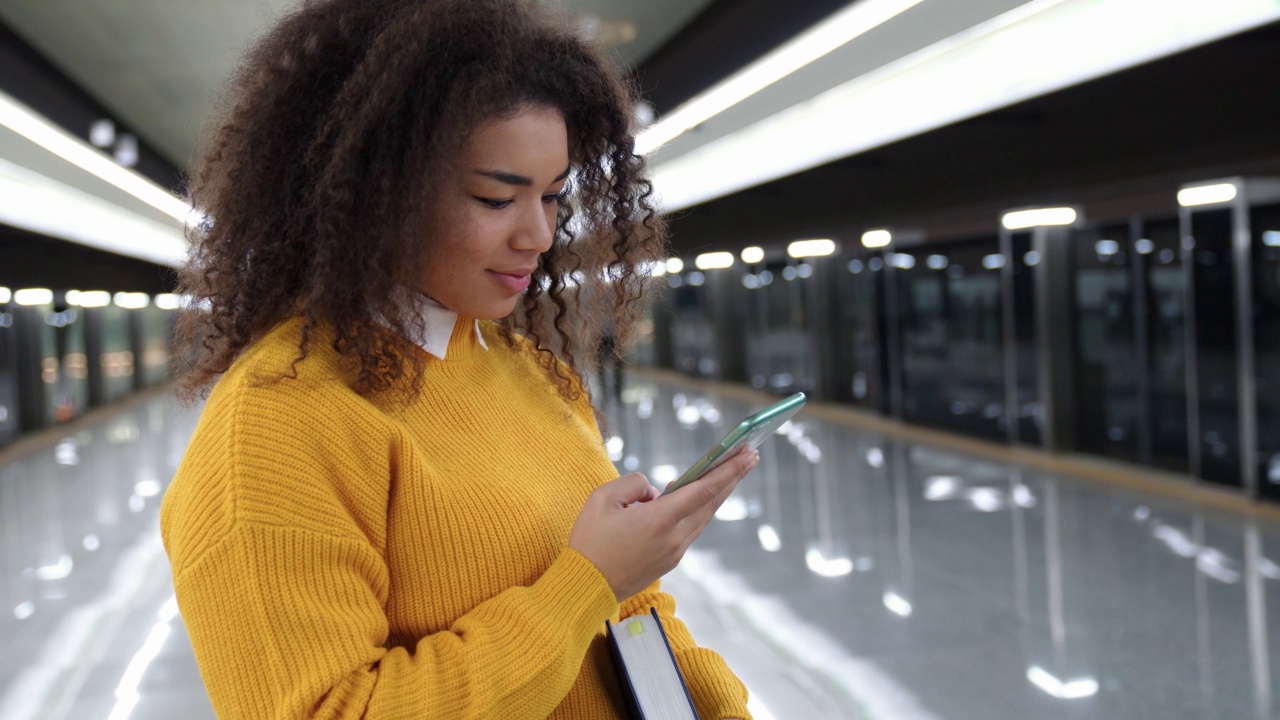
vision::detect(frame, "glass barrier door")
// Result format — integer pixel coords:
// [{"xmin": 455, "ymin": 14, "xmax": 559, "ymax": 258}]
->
[
  {"xmin": 1000, "ymin": 229, "xmax": 1043, "ymax": 446},
  {"xmin": 1141, "ymin": 219, "xmax": 1190, "ymax": 473},
  {"xmin": 1253, "ymin": 202, "xmax": 1280, "ymax": 499},
  {"xmin": 1073, "ymin": 223, "xmax": 1139, "ymax": 461},
  {"xmin": 1185, "ymin": 206, "xmax": 1242, "ymax": 487}
]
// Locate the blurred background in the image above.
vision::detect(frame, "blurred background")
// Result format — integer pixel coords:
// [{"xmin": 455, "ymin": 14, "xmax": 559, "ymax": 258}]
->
[{"xmin": 3, "ymin": 1, "xmax": 1280, "ymax": 718}]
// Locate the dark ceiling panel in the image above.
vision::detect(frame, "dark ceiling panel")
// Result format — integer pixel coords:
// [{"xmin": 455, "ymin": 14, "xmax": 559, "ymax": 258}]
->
[{"xmin": 0, "ymin": 225, "xmax": 175, "ymax": 294}]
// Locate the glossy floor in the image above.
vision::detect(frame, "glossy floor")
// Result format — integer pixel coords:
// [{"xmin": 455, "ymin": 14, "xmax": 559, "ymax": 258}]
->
[{"xmin": 3, "ymin": 377, "xmax": 1280, "ymax": 719}]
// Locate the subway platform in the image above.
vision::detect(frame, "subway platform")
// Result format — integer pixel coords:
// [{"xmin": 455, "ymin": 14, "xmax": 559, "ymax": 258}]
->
[{"xmin": 3, "ymin": 373, "xmax": 1279, "ymax": 720}]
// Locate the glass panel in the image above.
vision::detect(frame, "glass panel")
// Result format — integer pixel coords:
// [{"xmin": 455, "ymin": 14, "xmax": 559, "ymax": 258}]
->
[
  {"xmin": 1074, "ymin": 223, "xmax": 1139, "ymax": 461},
  {"xmin": 1009, "ymin": 231, "xmax": 1042, "ymax": 445},
  {"xmin": 0, "ymin": 300, "xmax": 15, "ymax": 446},
  {"xmin": 744, "ymin": 259, "xmax": 813, "ymax": 393},
  {"xmin": 898, "ymin": 238, "xmax": 1005, "ymax": 441},
  {"xmin": 1141, "ymin": 218, "xmax": 1189, "ymax": 473},
  {"xmin": 52, "ymin": 297, "xmax": 88, "ymax": 422},
  {"xmin": 1252, "ymin": 203, "xmax": 1280, "ymax": 498},
  {"xmin": 833, "ymin": 251, "xmax": 887, "ymax": 411},
  {"xmin": 101, "ymin": 306, "xmax": 136, "ymax": 403},
  {"xmin": 667, "ymin": 275, "xmax": 714, "ymax": 376},
  {"xmin": 1190, "ymin": 208, "xmax": 1240, "ymax": 486},
  {"xmin": 36, "ymin": 305, "xmax": 58, "ymax": 428}
]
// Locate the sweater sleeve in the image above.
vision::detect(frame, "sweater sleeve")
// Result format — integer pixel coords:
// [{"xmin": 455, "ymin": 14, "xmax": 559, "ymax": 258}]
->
[
  {"xmin": 161, "ymin": 380, "xmax": 620, "ymax": 719},
  {"xmin": 172, "ymin": 525, "xmax": 617, "ymax": 719},
  {"xmin": 619, "ymin": 581, "xmax": 751, "ymax": 720}
]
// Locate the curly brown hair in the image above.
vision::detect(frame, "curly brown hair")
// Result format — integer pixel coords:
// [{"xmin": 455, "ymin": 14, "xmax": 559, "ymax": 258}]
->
[{"xmin": 174, "ymin": 0, "xmax": 666, "ymax": 404}]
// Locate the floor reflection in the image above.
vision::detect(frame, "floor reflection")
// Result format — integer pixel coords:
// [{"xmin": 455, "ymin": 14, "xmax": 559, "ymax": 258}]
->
[
  {"xmin": 0, "ymin": 396, "xmax": 212, "ymax": 720},
  {"xmin": 611, "ymin": 372, "xmax": 1280, "ymax": 720},
  {"xmin": 5, "ymin": 373, "xmax": 1280, "ymax": 719}
]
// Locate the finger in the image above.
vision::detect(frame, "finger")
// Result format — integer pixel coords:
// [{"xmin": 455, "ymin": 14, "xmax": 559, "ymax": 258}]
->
[
  {"xmin": 608, "ymin": 472, "xmax": 655, "ymax": 506},
  {"xmin": 681, "ymin": 455, "xmax": 756, "ymax": 532},
  {"xmin": 659, "ymin": 450, "xmax": 757, "ymax": 517}
]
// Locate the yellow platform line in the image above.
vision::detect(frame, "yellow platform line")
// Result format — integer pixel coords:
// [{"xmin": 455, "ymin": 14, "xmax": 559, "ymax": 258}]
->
[{"xmin": 629, "ymin": 366, "xmax": 1280, "ymax": 523}]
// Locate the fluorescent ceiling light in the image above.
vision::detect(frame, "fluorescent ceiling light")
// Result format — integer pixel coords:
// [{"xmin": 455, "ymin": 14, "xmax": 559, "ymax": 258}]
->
[
  {"xmin": 665, "ymin": 257, "xmax": 685, "ymax": 274},
  {"xmin": 635, "ymin": 0, "xmax": 924, "ymax": 155},
  {"xmin": 1264, "ymin": 231, "xmax": 1280, "ymax": 247},
  {"xmin": 788, "ymin": 239, "xmax": 836, "ymax": 258},
  {"xmin": 650, "ymin": 0, "xmax": 1280, "ymax": 211},
  {"xmin": 862, "ymin": 230, "xmax": 892, "ymax": 249},
  {"xmin": 154, "ymin": 294, "xmax": 183, "ymax": 310},
  {"xmin": 1001, "ymin": 207, "xmax": 1077, "ymax": 230},
  {"xmin": 0, "ymin": 158, "xmax": 186, "ymax": 267},
  {"xmin": 0, "ymin": 287, "xmax": 10, "ymax": 304},
  {"xmin": 0, "ymin": 90, "xmax": 189, "ymax": 223},
  {"xmin": 1178, "ymin": 183, "xmax": 1239, "ymax": 207},
  {"xmin": 695, "ymin": 251, "xmax": 736, "ymax": 270},
  {"xmin": 643, "ymin": 260, "xmax": 667, "ymax": 277},
  {"xmin": 74, "ymin": 291, "xmax": 112, "ymax": 308},
  {"xmin": 114, "ymin": 292, "xmax": 151, "ymax": 309},
  {"xmin": 14, "ymin": 288, "xmax": 53, "ymax": 306},
  {"xmin": 741, "ymin": 246, "xmax": 765, "ymax": 264}
]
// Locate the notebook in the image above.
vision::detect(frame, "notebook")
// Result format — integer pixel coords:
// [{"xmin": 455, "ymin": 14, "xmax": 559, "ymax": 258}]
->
[{"xmin": 605, "ymin": 608, "xmax": 700, "ymax": 720}]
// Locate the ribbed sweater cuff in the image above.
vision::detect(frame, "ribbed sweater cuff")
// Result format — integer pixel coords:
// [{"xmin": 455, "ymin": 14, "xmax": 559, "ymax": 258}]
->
[
  {"xmin": 533, "ymin": 548, "xmax": 620, "ymax": 637},
  {"xmin": 678, "ymin": 647, "xmax": 752, "ymax": 720}
]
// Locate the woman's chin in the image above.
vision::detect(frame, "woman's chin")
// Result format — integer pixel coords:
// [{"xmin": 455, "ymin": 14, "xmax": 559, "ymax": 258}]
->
[{"xmin": 471, "ymin": 296, "xmax": 522, "ymax": 321}]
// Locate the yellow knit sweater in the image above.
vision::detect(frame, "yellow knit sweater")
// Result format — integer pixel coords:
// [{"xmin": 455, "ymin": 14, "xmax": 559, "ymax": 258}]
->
[{"xmin": 161, "ymin": 315, "xmax": 750, "ymax": 719}]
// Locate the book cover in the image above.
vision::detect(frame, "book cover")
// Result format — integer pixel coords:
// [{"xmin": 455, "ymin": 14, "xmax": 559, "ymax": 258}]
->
[{"xmin": 605, "ymin": 607, "xmax": 700, "ymax": 720}]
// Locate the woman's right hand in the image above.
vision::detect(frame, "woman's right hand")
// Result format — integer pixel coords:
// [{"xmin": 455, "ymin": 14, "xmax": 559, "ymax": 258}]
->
[{"xmin": 568, "ymin": 449, "xmax": 759, "ymax": 601}]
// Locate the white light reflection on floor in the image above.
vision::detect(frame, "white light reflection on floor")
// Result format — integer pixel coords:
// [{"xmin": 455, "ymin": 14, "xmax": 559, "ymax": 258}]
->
[
  {"xmin": 673, "ymin": 549, "xmax": 942, "ymax": 720},
  {"xmin": 106, "ymin": 596, "xmax": 180, "ymax": 720},
  {"xmin": 1026, "ymin": 665, "xmax": 1099, "ymax": 699}
]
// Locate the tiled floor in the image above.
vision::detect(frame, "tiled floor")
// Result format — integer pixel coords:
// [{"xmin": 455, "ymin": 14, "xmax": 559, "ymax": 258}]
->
[{"xmin": 3, "ymin": 374, "xmax": 1280, "ymax": 719}]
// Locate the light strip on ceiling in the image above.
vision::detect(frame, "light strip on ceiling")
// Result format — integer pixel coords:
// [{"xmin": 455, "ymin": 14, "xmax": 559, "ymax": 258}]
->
[
  {"xmin": 694, "ymin": 251, "xmax": 735, "ymax": 270},
  {"xmin": 650, "ymin": 0, "xmax": 1280, "ymax": 211},
  {"xmin": 787, "ymin": 239, "xmax": 836, "ymax": 258},
  {"xmin": 861, "ymin": 230, "xmax": 892, "ymax": 249},
  {"xmin": 634, "ymin": 0, "xmax": 925, "ymax": 155},
  {"xmin": 0, "ymin": 90, "xmax": 190, "ymax": 223},
  {"xmin": 0, "ymin": 157, "xmax": 186, "ymax": 267},
  {"xmin": 1178, "ymin": 182, "xmax": 1239, "ymax": 207},
  {"xmin": 1002, "ymin": 207, "xmax": 1078, "ymax": 230}
]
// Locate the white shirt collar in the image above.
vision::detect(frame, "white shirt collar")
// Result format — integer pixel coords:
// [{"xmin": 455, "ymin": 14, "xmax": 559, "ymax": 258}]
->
[{"xmin": 402, "ymin": 292, "xmax": 489, "ymax": 360}]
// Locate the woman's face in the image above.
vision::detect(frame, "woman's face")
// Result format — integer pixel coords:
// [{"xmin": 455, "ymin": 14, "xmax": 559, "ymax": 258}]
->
[{"xmin": 421, "ymin": 105, "xmax": 570, "ymax": 319}]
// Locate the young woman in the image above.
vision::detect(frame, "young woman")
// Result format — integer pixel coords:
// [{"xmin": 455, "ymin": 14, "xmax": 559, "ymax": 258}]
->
[{"xmin": 160, "ymin": 0, "xmax": 755, "ymax": 718}]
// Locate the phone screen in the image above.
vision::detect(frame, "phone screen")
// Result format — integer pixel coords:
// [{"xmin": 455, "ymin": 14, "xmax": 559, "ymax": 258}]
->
[{"xmin": 660, "ymin": 392, "xmax": 806, "ymax": 496}]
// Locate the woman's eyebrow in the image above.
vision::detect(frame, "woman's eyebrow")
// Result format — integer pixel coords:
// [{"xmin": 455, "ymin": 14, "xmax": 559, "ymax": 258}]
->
[{"xmin": 473, "ymin": 165, "xmax": 572, "ymax": 187}]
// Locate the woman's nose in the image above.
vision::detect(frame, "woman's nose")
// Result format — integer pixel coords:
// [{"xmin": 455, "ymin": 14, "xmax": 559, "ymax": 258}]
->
[{"xmin": 513, "ymin": 200, "xmax": 556, "ymax": 252}]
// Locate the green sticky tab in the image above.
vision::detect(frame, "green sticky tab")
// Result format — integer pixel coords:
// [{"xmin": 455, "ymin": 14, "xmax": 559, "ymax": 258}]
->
[{"xmin": 628, "ymin": 619, "xmax": 644, "ymax": 637}]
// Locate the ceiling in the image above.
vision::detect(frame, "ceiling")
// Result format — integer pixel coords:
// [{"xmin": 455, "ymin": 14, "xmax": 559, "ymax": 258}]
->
[
  {"xmin": 4, "ymin": 0, "xmax": 1278, "ymax": 287},
  {"xmin": 0, "ymin": 0, "xmax": 716, "ymax": 168},
  {"xmin": 662, "ymin": 19, "xmax": 1280, "ymax": 255}
]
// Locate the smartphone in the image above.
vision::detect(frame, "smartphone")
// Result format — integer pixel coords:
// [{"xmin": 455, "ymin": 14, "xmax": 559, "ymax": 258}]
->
[{"xmin": 660, "ymin": 392, "xmax": 806, "ymax": 496}]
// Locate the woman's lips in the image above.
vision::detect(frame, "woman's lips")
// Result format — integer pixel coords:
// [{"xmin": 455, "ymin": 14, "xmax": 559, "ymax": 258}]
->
[{"xmin": 488, "ymin": 269, "xmax": 532, "ymax": 292}]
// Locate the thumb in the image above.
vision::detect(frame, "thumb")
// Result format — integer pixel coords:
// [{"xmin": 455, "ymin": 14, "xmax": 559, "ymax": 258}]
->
[{"xmin": 608, "ymin": 473, "xmax": 656, "ymax": 506}]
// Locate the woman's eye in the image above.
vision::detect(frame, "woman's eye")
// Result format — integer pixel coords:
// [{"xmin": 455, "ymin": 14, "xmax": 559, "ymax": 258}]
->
[
  {"xmin": 542, "ymin": 192, "xmax": 564, "ymax": 205},
  {"xmin": 475, "ymin": 197, "xmax": 513, "ymax": 210}
]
